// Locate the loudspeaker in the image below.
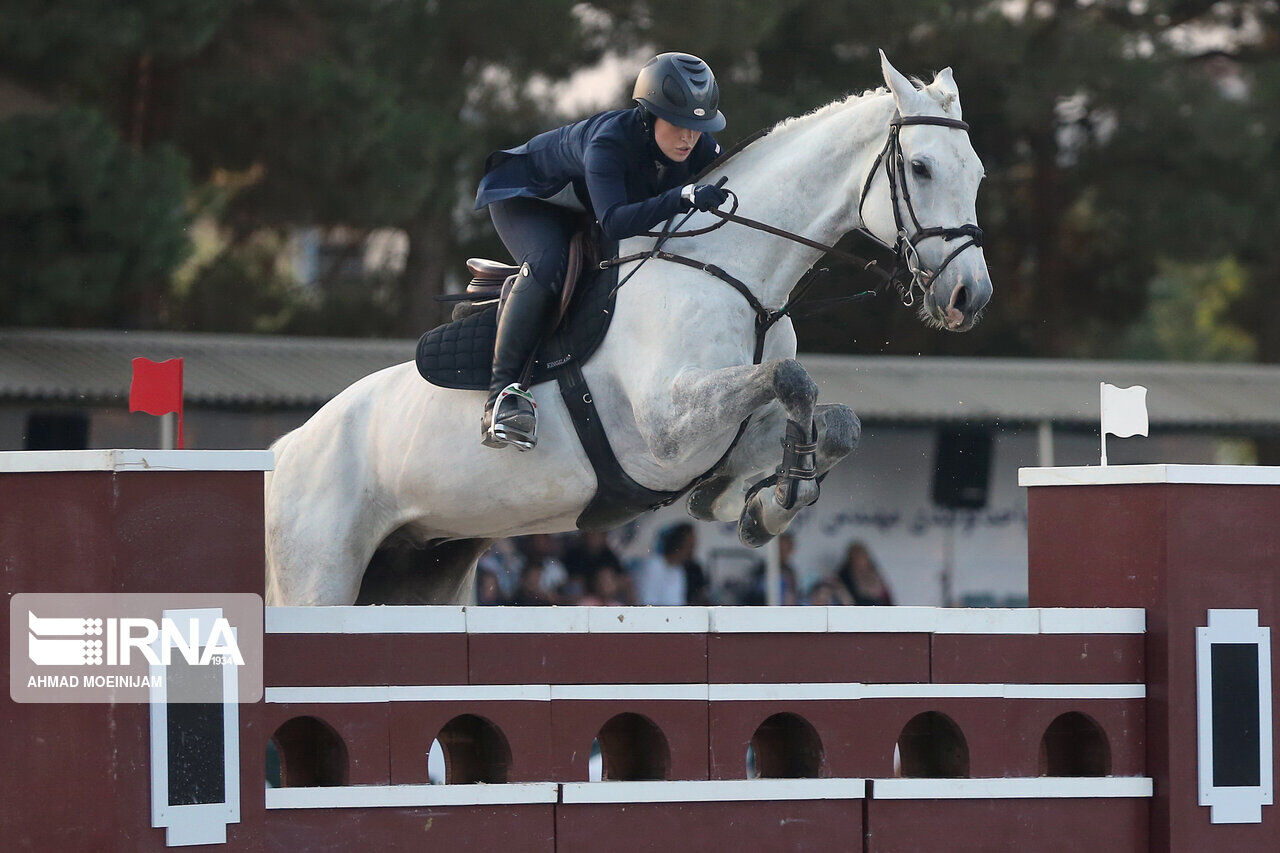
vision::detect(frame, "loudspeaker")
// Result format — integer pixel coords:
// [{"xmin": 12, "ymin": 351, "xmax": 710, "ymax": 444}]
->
[
  {"xmin": 24, "ymin": 412, "xmax": 89, "ymax": 450},
  {"xmin": 931, "ymin": 427, "xmax": 992, "ymax": 510}
]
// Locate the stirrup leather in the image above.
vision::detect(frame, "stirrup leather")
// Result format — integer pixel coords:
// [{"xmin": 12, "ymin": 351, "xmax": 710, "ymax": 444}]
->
[{"xmin": 485, "ymin": 383, "xmax": 538, "ymax": 451}]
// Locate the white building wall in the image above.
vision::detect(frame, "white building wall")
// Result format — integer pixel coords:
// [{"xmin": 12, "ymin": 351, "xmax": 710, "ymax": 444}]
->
[{"xmin": 614, "ymin": 424, "xmax": 1223, "ymax": 606}]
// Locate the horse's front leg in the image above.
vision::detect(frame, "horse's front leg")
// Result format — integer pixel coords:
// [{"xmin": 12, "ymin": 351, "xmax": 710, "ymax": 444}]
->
[
  {"xmin": 737, "ymin": 402, "xmax": 861, "ymax": 547},
  {"xmin": 637, "ymin": 357, "xmax": 817, "ymax": 462}
]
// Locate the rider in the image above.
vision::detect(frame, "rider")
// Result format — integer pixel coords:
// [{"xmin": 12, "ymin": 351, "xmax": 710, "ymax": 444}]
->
[{"xmin": 474, "ymin": 52, "xmax": 730, "ymax": 450}]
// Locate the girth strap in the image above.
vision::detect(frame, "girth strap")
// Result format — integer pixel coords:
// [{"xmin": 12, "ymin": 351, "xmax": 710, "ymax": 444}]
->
[{"xmin": 557, "ymin": 248, "xmax": 822, "ymax": 528}]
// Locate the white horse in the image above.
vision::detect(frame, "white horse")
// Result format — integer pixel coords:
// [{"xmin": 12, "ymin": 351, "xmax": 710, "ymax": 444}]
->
[{"xmin": 265, "ymin": 53, "xmax": 992, "ymax": 605}]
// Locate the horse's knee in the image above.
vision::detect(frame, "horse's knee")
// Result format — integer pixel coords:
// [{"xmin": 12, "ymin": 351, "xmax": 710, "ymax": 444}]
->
[
  {"xmin": 772, "ymin": 359, "xmax": 818, "ymax": 417},
  {"xmin": 818, "ymin": 404, "xmax": 861, "ymax": 460}
]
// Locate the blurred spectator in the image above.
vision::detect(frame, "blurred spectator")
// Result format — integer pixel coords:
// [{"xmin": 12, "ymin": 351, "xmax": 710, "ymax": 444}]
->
[
  {"xmin": 517, "ymin": 534, "xmax": 569, "ymax": 594},
  {"xmin": 563, "ymin": 530, "xmax": 625, "ymax": 592},
  {"xmin": 683, "ymin": 549, "xmax": 710, "ymax": 605},
  {"xmin": 833, "ymin": 541, "xmax": 894, "ymax": 606},
  {"xmin": 807, "ymin": 580, "xmax": 844, "ymax": 606},
  {"xmin": 635, "ymin": 523, "xmax": 695, "ymax": 605},
  {"xmin": 744, "ymin": 533, "xmax": 800, "ymax": 605},
  {"xmin": 578, "ymin": 564, "xmax": 627, "ymax": 606},
  {"xmin": 511, "ymin": 562, "xmax": 557, "ymax": 606},
  {"xmin": 477, "ymin": 538, "xmax": 525, "ymax": 598},
  {"xmin": 476, "ymin": 568, "xmax": 507, "ymax": 606}
]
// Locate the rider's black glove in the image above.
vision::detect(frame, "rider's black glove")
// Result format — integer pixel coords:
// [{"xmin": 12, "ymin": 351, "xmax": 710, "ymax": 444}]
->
[{"xmin": 681, "ymin": 183, "xmax": 728, "ymax": 212}]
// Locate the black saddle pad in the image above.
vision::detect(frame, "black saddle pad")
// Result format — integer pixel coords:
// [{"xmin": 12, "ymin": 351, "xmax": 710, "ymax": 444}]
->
[{"xmin": 415, "ymin": 260, "xmax": 620, "ymax": 390}]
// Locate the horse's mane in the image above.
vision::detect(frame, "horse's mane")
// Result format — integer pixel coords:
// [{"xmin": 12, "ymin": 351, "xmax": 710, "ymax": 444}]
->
[{"xmin": 695, "ymin": 86, "xmax": 892, "ymax": 180}]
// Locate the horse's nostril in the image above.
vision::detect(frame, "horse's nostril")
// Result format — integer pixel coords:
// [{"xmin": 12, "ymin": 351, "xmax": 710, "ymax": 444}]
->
[{"xmin": 952, "ymin": 285, "xmax": 968, "ymax": 313}]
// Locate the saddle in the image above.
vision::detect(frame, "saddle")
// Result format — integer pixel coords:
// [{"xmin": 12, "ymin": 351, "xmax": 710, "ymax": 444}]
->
[
  {"xmin": 436, "ymin": 229, "xmax": 596, "ymax": 325},
  {"xmin": 415, "ymin": 227, "xmax": 611, "ymax": 391}
]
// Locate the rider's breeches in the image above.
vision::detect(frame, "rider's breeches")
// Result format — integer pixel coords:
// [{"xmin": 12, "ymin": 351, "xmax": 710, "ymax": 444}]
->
[{"xmin": 488, "ymin": 196, "xmax": 576, "ymax": 296}]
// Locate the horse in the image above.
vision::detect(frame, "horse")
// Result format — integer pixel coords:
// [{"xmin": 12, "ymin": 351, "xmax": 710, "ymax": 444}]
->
[{"xmin": 264, "ymin": 52, "xmax": 992, "ymax": 605}]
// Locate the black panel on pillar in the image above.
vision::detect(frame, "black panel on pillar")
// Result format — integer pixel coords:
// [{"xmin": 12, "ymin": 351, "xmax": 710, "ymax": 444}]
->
[{"xmin": 931, "ymin": 427, "xmax": 992, "ymax": 510}]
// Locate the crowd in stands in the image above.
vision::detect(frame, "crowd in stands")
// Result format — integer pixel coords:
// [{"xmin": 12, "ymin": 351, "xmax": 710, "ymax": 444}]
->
[{"xmin": 475, "ymin": 524, "xmax": 895, "ymax": 607}]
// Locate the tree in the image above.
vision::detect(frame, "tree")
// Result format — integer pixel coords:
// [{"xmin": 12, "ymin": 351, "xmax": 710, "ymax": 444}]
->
[
  {"xmin": 0, "ymin": 107, "xmax": 190, "ymax": 326},
  {"xmin": 593, "ymin": 1, "xmax": 1266, "ymax": 360},
  {"xmin": 169, "ymin": 0, "xmax": 606, "ymax": 333}
]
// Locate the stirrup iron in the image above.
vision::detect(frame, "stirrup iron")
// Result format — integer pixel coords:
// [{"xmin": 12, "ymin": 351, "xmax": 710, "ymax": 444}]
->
[{"xmin": 484, "ymin": 382, "xmax": 537, "ymax": 451}]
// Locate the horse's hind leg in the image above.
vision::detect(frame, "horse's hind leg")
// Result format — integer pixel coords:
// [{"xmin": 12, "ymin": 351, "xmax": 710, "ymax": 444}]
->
[
  {"xmin": 738, "ymin": 403, "xmax": 861, "ymax": 547},
  {"xmin": 678, "ymin": 358, "xmax": 823, "ymax": 514},
  {"xmin": 357, "ymin": 537, "xmax": 493, "ymax": 605},
  {"xmin": 687, "ymin": 405, "xmax": 786, "ymax": 521}
]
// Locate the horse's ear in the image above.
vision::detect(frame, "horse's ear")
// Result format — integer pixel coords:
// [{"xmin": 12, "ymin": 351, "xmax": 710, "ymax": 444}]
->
[
  {"xmin": 930, "ymin": 67, "xmax": 961, "ymax": 117},
  {"xmin": 879, "ymin": 50, "xmax": 920, "ymax": 113}
]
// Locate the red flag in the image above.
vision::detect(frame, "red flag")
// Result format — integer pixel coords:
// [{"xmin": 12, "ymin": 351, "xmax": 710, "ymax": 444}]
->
[{"xmin": 129, "ymin": 357, "xmax": 184, "ymax": 448}]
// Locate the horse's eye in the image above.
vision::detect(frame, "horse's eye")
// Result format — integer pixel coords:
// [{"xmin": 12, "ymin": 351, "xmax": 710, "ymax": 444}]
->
[{"xmin": 912, "ymin": 161, "xmax": 931, "ymax": 179}]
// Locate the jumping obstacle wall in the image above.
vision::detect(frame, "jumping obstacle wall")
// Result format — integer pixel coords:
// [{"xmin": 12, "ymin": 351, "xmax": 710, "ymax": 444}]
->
[{"xmin": 1, "ymin": 451, "xmax": 1276, "ymax": 851}]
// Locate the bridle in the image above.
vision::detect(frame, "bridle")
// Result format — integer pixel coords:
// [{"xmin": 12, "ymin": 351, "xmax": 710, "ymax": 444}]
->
[
  {"xmin": 606, "ymin": 110, "xmax": 984, "ymax": 312},
  {"xmin": 855, "ymin": 113, "xmax": 983, "ymax": 307}
]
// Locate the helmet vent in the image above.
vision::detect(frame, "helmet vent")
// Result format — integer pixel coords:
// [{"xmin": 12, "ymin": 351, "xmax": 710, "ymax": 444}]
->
[{"xmin": 661, "ymin": 76, "xmax": 688, "ymax": 107}]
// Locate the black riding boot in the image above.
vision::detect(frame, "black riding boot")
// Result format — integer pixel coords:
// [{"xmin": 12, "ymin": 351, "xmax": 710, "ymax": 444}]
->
[{"xmin": 482, "ymin": 268, "xmax": 556, "ymax": 450}]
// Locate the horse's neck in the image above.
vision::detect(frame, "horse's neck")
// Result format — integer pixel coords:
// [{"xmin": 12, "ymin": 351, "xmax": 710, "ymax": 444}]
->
[{"xmin": 687, "ymin": 94, "xmax": 896, "ymax": 308}]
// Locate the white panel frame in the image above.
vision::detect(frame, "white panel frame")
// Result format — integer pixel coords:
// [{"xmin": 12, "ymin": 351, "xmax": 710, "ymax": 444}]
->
[
  {"xmin": 872, "ymin": 777, "xmax": 1152, "ymax": 799},
  {"xmin": 1019, "ymin": 464, "xmax": 1280, "ymax": 488},
  {"xmin": 586, "ymin": 606, "xmax": 710, "ymax": 633},
  {"xmin": 561, "ymin": 778, "xmax": 866, "ymax": 803},
  {"xmin": 259, "ymin": 605, "xmax": 1148, "ymax": 637},
  {"xmin": 463, "ymin": 606, "xmax": 589, "ymax": 633},
  {"xmin": 148, "ymin": 608, "xmax": 240, "ymax": 847},
  {"xmin": 1196, "ymin": 608, "xmax": 1274, "ymax": 824},
  {"xmin": 265, "ymin": 605, "xmax": 466, "ymax": 634},
  {"xmin": 268, "ymin": 682, "xmax": 1144, "ymax": 704},
  {"xmin": 0, "ymin": 449, "xmax": 274, "ymax": 472},
  {"xmin": 708, "ymin": 606, "xmax": 827, "ymax": 632},
  {"xmin": 266, "ymin": 783, "xmax": 559, "ymax": 809}
]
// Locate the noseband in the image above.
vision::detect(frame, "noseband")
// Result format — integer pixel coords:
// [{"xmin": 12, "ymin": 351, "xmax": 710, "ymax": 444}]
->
[{"xmin": 855, "ymin": 113, "xmax": 983, "ymax": 306}]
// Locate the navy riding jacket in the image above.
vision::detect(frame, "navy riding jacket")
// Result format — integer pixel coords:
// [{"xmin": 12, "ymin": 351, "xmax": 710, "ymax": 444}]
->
[{"xmin": 474, "ymin": 107, "xmax": 721, "ymax": 241}]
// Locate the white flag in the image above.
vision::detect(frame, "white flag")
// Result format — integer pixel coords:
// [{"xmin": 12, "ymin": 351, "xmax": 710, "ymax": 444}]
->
[{"xmin": 1100, "ymin": 382, "xmax": 1149, "ymax": 439}]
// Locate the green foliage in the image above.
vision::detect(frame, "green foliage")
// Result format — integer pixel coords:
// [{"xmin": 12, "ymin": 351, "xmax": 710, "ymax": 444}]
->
[
  {"xmin": 1119, "ymin": 258, "xmax": 1256, "ymax": 362},
  {"xmin": 0, "ymin": 107, "xmax": 191, "ymax": 326},
  {"xmin": 0, "ymin": 0, "xmax": 1276, "ymax": 360}
]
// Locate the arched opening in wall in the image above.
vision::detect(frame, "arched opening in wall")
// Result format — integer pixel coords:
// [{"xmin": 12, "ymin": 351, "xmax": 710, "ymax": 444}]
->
[
  {"xmin": 594, "ymin": 713, "xmax": 670, "ymax": 781},
  {"xmin": 434, "ymin": 715, "xmax": 511, "ymax": 784},
  {"xmin": 897, "ymin": 712, "xmax": 969, "ymax": 778},
  {"xmin": 270, "ymin": 716, "xmax": 349, "ymax": 787},
  {"xmin": 747, "ymin": 713, "xmax": 824, "ymax": 778},
  {"xmin": 1040, "ymin": 712, "xmax": 1111, "ymax": 777}
]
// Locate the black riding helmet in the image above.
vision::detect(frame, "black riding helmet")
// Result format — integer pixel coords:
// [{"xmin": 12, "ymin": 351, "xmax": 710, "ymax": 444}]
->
[{"xmin": 633, "ymin": 52, "xmax": 726, "ymax": 133}]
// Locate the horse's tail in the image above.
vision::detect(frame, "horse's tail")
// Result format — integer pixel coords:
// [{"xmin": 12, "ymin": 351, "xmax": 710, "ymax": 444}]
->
[
  {"xmin": 263, "ymin": 428, "xmax": 300, "ymax": 602},
  {"xmin": 263, "ymin": 430, "xmax": 294, "ymax": 504}
]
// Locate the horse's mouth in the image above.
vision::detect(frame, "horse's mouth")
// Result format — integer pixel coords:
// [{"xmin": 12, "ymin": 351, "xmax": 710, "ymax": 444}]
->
[
  {"xmin": 923, "ymin": 282, "xmax": 981, "ymax": 332},
  {"xmin": 944, "ymin": 284, "xmax": 968, "ymax": 330}
]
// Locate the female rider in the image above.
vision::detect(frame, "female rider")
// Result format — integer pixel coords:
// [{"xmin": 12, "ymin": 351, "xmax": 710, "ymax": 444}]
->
[{"xmin": 474, "ymin": 52, "xmax": 730, "ymax": 450}]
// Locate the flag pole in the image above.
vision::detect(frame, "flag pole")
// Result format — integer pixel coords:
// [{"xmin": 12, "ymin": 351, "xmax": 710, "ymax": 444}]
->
[
  {"xmin": 176, "ymin": 359, "xmax": 185, "ymax": 449},
  {"xmin": 1099, "ymin": 382, "xmax": 1108, "ymax": 466},
  {"xmin": 160, "ymin": 413, "xmax": 175, "ymax": 450}
]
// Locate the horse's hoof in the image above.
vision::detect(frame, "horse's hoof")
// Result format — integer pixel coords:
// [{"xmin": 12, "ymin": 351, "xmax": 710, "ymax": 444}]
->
[
  {"xmin": 686, "ymin": 475, "xmax": 732, "ymax": 521},
  {"xmin": 737, "ymin": 492, "xmax": 776, "ymax": 548}
]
